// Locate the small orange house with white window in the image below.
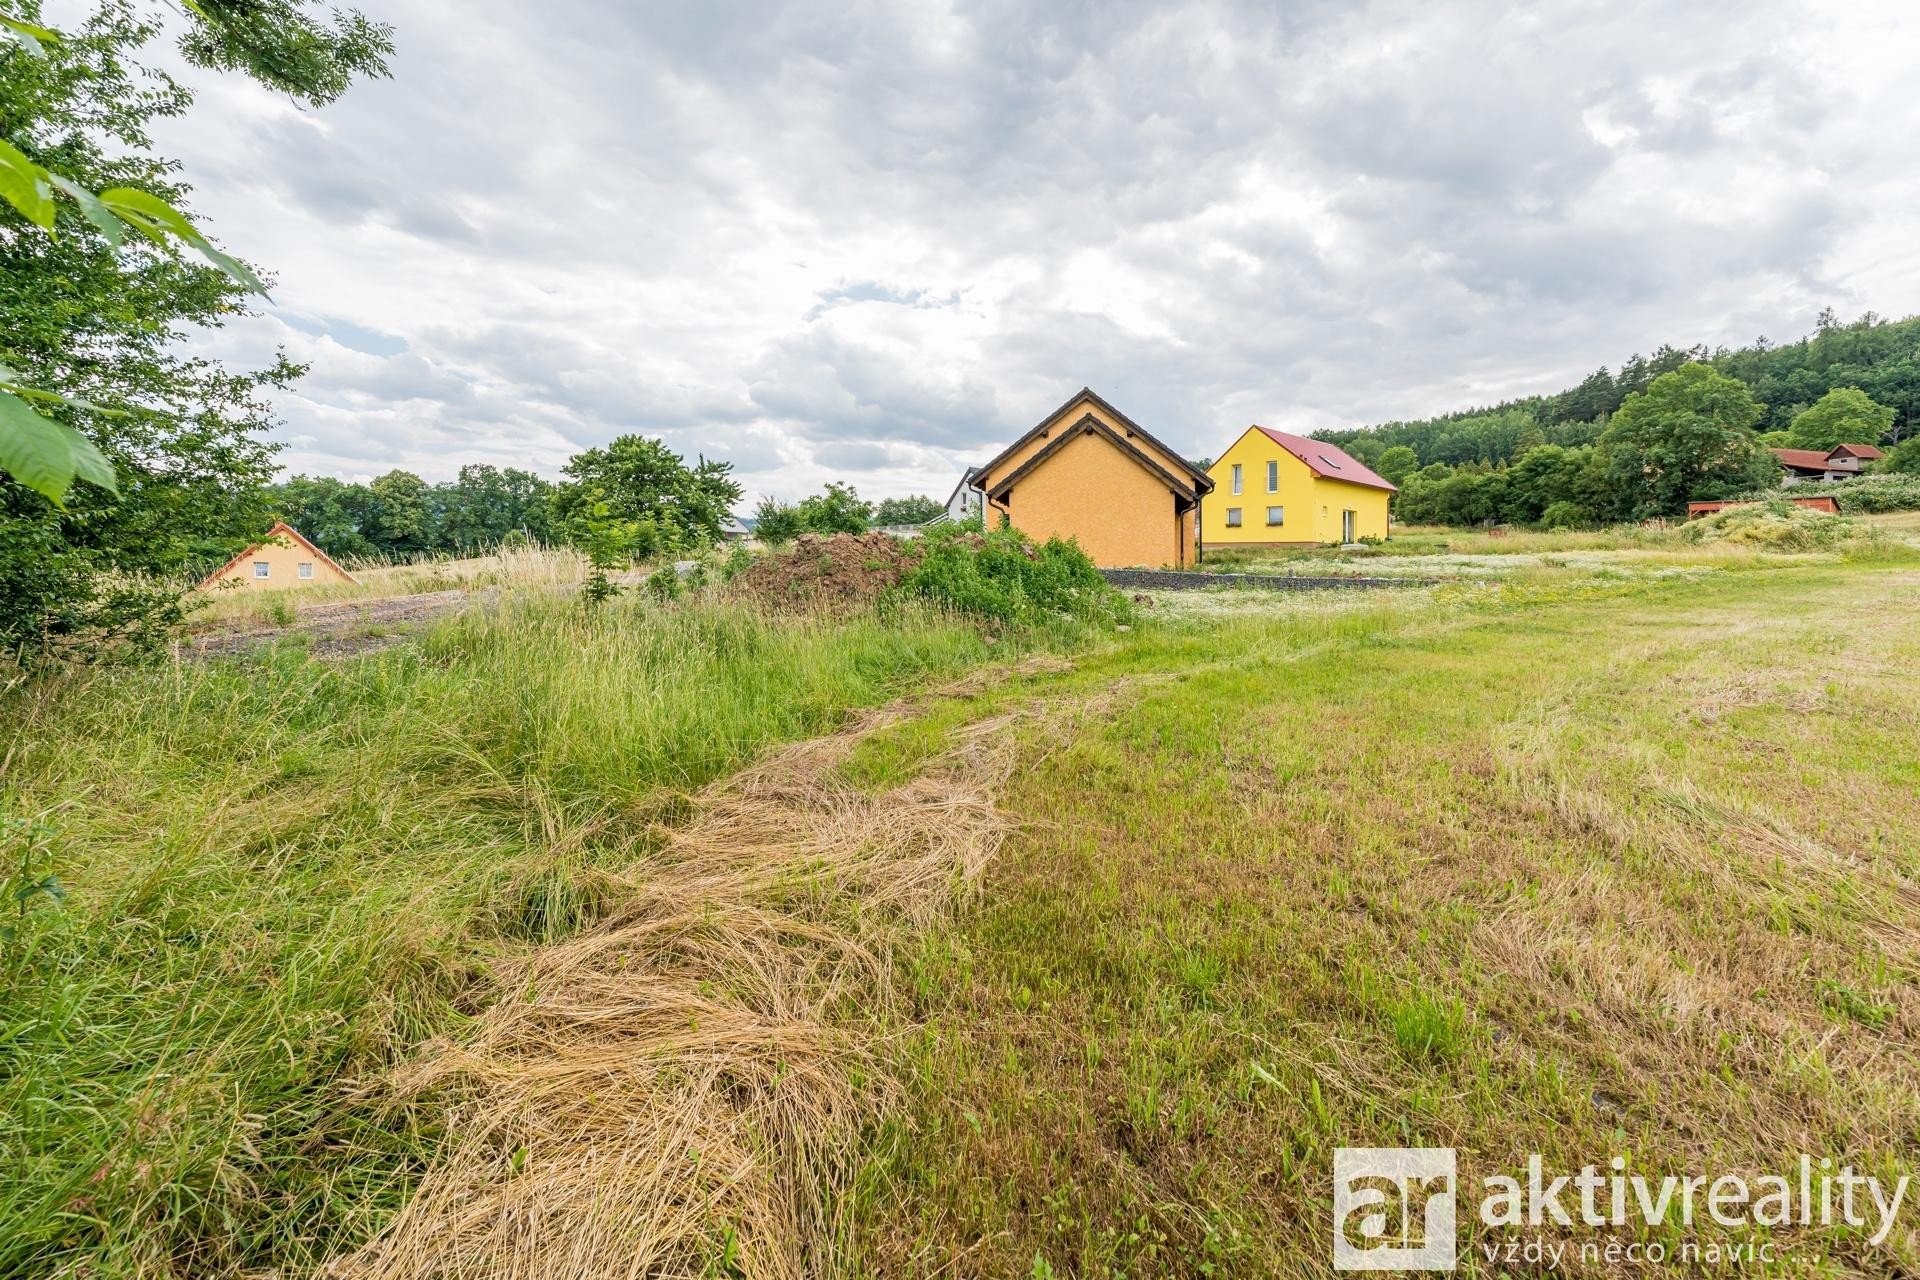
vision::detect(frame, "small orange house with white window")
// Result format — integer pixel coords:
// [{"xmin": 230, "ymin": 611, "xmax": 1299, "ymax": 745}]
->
[
  {"xmin": 199, "ymin": 522, "xmax": 357, "ymax": 591},
  {"xmin": 976, "ymin": 388, "xmax": 1214, "ymax": 567}
]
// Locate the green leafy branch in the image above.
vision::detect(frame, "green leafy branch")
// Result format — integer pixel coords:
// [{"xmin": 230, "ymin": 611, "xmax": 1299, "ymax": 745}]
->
[{"xmin": 1, "ymin": 11, "xmax": 268, "ymax": 506}]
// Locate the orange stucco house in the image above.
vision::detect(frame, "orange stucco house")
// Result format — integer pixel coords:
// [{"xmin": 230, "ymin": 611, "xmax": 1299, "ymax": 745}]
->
[
  {"xmin": 198, "ymin": 522, "xmax": 358, "ymax": 591},
  {"xmin": 976, "ymin": 389, "xmax": 1214, "ymax": 568}
]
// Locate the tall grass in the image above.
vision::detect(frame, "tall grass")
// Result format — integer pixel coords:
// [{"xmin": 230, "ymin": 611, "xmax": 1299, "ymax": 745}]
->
[
  {"xmin": 191, "ymin": 543, "xmax": 598, "ymax": 625},
  {"xmin": 0, "ymin": 592, "xmax": 997, "ymax": 1278}
]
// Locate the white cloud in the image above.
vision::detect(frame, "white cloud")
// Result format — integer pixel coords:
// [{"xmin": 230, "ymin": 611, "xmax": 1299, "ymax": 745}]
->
[{"xmin": 145, "ymin": 0, "xmax": 1920, "ymax": 504}]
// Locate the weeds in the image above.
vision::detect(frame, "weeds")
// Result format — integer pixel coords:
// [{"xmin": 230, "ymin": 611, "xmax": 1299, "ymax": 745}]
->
[
  {"xmin": 0, "ymin": 591, "xmax": 1008, "ymax": 1277},
  {"xmin": 1389, "ymin": 994, "xmax": 1469, "ymax": 1060}
]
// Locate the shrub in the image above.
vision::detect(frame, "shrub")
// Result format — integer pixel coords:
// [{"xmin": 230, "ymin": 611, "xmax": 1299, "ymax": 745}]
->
[
  {"xmin": 1538, "ymin": 500, "xmax": 1593, "ymax": 530},
  {"xmin": 644, "ymin": 564, "xmax": 685, "ymax": 601},
  {"xmin": 0, "ymin": 517, "xmax": 187, "ymax": 665},
  {"xmin": 1678, "ymin": 500, "xmax": 1871, "ymax": 551},
  {"xmin": 895, "ymin": 525, "xmax": 1133, "ymax": 628},
  {"xmin": 1725, "ymin": 473, "xmax": 1920, "ymax": 514}
]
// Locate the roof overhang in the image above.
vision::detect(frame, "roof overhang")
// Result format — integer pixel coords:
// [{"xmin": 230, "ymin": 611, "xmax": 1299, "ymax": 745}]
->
[
  {"xmin": 986, "ymin": 413, "xmax": 1209, "ymax": 506},
  {"xmin": 978, "ymin": 388, "xmax": 1213, "ymax": 492}
]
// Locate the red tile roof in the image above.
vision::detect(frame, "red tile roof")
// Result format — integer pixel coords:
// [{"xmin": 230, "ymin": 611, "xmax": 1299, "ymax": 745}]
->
[
  {"xmin": 1253, "ymin": 427, "xmax": 1398, "ymax": 492},
  {"xmin": 1829, "ymin": 443, "xmax": 1884, "ymax": 460},
  {"xmin": 1771, "ymin": 448, "xmax": 1833, "ymax": 471}
]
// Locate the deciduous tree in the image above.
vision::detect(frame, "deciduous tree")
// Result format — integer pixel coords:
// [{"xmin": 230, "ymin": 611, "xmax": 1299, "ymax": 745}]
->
[
  {"xmin": 1786, "ymin": 387, "xmax": 1895, "ymax": 452},
  {"xmin": 0, "ymin": 0, "xmax": 391, "ymax": 655},
  {"xmin": 1600, "ymin": 364, "xmax": 1774, "ymax": 518},
  {"xmin": 550, "ymin": 435, "xmax": 742, "ymax": 552}
]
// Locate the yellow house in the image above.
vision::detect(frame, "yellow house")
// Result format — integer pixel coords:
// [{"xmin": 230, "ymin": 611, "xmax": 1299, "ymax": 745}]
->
[
  {"xmin": 199, "ymin": 522, "xmax": 358, "ymax": 591},
  {"xmin": 1202, "ymin": 427, "xmax": 1396, "ymax": 548},
  {"xmin": 977, "ymin": 388, "xmax": 1214, "ymax": 568}
]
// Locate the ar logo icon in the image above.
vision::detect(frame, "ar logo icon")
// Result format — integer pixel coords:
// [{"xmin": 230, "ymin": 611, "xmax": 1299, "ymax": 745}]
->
[{"xmin": 1332, "ymin": 1147, "xmax": 1458, "ymax": 1271}]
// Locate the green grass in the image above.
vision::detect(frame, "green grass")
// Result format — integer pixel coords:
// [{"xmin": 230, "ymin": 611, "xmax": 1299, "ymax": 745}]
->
[
  {"xmin": 841, "ymin": 555, "xmax": 1920, "ymax": 1277},
  {"xmin": 1200, "ymin": 510, "xmax": 1917, "ymax": 580},
  {"xmin": 10, "ymin": 535, "xmax": 1920, "ymax": 1277},
  {"xmin": 0, "ymin": 591, "xmax": 1010, "ymax": 1278}
]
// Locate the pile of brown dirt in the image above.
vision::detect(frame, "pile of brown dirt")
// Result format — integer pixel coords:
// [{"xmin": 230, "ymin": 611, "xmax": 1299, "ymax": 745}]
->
[{"xmin": 730, "ymin": 531, "xmax": 921, "ymax": 611}]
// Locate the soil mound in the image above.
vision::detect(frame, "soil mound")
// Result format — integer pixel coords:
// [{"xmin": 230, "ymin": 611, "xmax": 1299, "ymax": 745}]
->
[{"xmin": 731, "ymin": 532, "xmax": 920, "ymax": 610}]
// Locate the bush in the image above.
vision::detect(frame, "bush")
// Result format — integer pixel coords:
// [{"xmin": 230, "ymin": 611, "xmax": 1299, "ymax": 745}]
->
[
  {"xmin": 1678, "ymin": 500, "xmax": 1871, "ymax": 551},
  {"xmin": 1537, "ymin": 500, "xmax": 1594, "ymax": 530},
  {"xmin": 644, "ymin": 564, "xmax": 685, "ymax": 601},
  {"xmin": 1726, "ymin": 473, "xmax": 1920, "ymax": 514},
  {"xmin": 0, "ymin": 518, "xmax": 186, "ymax": 665},
  {"xmin": 895, "ymin": 525, "xmax": 1134, "ymax": 628}
]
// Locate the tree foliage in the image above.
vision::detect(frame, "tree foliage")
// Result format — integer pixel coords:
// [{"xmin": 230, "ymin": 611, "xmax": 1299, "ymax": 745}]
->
[
  {"xmin": 1374, "ymin": 445, "xmax": 1418, "ymax": 487},
  {"xmin": 752, "ymin": 482, "xmax": 872, "ymax": 544},
  {"xmin": 1393, "ymin": 364, "xmax": 1778, "ymax": 526},
  {"xmin": 872, "ymin": 493, "xmax": 942, "ymax": 525},
  {"xmin": 1327, "ymin": 311, "xmax": 1920, "ymax": 479},
  {"xmin": 793, "ymin": 481, "xmax": 871, "ymax": 534},
  {"xmin": 1600, "ymin": 364, "xmax": 1773, "ymax": 518},
  {"xmin": 1884, "ymin": 436, "xmax": 1920, "ymax": 476},
  {"xmin": 549, "ymin": 435, "xmax": 742, "ymax": 560},
  {"xmin": 1786, "ymin": 387, "xmax": 1896, "ymax": 452},
  {"xmin": 0, "ymin": 0, "xmax": 391, "ymax": 657}
]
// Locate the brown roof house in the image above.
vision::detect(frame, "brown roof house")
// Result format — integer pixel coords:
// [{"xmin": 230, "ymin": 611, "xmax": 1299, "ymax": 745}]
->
[
  {"xmin": 1773, "ymin": 443, "xmax": 1885, "ymax": 485},
  {"xmin": 199, "ymin": 522, "xmax": 358, "ymax": 591},
  {"xmin": 976, "ymin": 389, "xmax": 1214, "ymax": 567}
]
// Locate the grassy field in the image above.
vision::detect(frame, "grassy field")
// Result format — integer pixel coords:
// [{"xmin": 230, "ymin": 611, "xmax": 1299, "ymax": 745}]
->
[
  {"xmin": 1200, "ymin": 510, "xmax": 1920, "ymax": 579},
  {"xmin": 841, "ymin": 551, "xmax": 1920, "ymax": 1276},
  {"xmin": 5, "ymin": 526, "xmax": 1919, "ymax": 1277}
]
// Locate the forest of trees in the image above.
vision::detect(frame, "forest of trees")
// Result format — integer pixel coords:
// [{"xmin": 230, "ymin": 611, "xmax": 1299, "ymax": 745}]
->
[
  {"xmin": 269, "ymin": 467, "xmax": 949, "ymax": 561},
  {"xmin": 1319, "ymin": 310, "xmax": 1920, "ymax": 527}
]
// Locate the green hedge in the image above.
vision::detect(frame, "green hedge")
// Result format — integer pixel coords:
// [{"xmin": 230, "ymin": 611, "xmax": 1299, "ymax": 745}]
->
[{"xmin": 1728, "ymin": 474, "xmax": 1920, "ymax": 513}]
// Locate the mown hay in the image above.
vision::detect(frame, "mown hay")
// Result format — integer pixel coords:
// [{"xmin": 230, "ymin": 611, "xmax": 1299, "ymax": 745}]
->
[{"xmin": 325, "ymin": 656, "xmax": 1078, "ymax": 1280}]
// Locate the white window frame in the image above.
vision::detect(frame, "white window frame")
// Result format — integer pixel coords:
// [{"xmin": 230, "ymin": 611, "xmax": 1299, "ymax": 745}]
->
[
  {"xmin": 1267, "ymin": 460, "xmax": 1279, "ymax": 492},
  {"xmin": 298, "ymin": 562, "xmax": 315, "ymax": 579},
  {"xmin": 1225, "ymin": 507, "xmax": 1243, "ymax": 527},
  {"xmin": 1267, "ymin": 506, "xmax": 1285, "ymax": 526},
  {"xmin": 1230, "ymin": 463, "xmax": 1243, "ymax": 495},
  {"xmin": 253, "ymin": 562, "xmax": 270, "ymax": 579}
]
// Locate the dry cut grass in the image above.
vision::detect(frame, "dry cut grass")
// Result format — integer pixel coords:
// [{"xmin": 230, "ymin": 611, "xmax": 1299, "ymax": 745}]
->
[{"xmin": 325, "ymin": 656, "xmax": 1106, "ymax": 1280}]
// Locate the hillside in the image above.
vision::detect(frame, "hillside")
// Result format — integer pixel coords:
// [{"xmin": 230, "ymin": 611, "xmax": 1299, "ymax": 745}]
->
[{"xmin": 1322, "ymin": 309, "xmax": 1920, "ymax": 468}]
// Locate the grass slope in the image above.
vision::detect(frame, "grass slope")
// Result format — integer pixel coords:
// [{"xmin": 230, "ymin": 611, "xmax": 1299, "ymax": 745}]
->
[{"xmin": 846, "ymin": 561, "xmax": 1920, "ymax": 1277}]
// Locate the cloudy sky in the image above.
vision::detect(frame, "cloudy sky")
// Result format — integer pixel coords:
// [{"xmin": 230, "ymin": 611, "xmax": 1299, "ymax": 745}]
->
[{"xmin": 150, "ymin": 0, "xmax": 1920, "ymax": 507}]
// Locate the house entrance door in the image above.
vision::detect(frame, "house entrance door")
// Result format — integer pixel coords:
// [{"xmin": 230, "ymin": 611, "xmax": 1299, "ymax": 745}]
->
[{"xmin": 1342, "ymin": 509, "xmax": 1355, "ymax": 542}]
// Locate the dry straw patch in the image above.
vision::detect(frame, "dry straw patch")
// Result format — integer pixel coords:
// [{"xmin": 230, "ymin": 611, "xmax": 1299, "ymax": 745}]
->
[{"xmin": 325, "ymin": 656, "xmax": 1088, "ymax": 1280}]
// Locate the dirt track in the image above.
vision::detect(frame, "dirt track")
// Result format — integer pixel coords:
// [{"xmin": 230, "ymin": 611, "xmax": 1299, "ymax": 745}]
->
[{"xmin": 187, "ymin": 588, "xmax": 483, "ymax": 658}]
